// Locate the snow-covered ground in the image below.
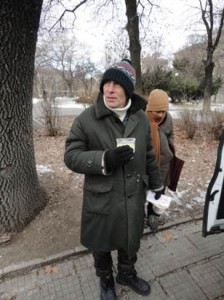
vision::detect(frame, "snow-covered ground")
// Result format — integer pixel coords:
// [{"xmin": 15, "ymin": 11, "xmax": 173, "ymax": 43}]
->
[
  {"xmin": 169, "ymin": 102, "xmax": 224, "ymax": 119},
  {"xmin": 33, "ymin": 98, "xmax": 89, "ymax": 123},
  {"xmin": 33, "ymin": 97, "xmax": 224, "ymax": 120}
]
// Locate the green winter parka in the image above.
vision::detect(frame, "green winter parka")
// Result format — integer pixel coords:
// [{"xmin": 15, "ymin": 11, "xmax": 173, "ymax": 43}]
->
[{"xmin": 64, "ymin": 93, "xmax": 162, "ymax": 258}]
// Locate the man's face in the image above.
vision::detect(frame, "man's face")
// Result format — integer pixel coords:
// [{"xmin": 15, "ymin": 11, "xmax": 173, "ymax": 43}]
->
[{"xmin": 103, "ymin": 80, "xmax": 127, "ymax": 108}]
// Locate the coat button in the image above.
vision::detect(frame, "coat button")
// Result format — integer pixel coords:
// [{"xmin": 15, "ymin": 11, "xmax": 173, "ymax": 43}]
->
[{"xmin": 87, "ymin": 160, "xmax": 93, "ymax": 167}]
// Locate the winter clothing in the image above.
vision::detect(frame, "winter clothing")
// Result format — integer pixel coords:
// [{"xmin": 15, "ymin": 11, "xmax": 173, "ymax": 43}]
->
[
  {"xmin": 100, "ymin": 61, "xmax": 136, "ymax": 98},
  {"xmin": 146, "ymin": 112, "xmax": 174, "ymax": 231},
  {"xmin": 93, "ymin": 249, "xmax": 136, "ymax": 278},
  {"xmin": 146, "ymin": 89, "xmax": 174, "ymax": 185},
  {"xmin": 116, "ymin": 248, "xmax": 150, "ymax": 295},
  {"xmin": 146, "ymin": 111, "xmax": 174, "ymax": 184},
  {"xmin": 116, "ymin": 272, "xmax": 151, "ymax": 295},
  {"xmin": 146, "ymin": 89, "xmax": 169, "ymax": 112},
  {"xmin": 145, "ymin": 89, "xmax": 174, "ymax": 232},
  {"xmin": 94, "ymin": 249, "xmax": 142, "ymax": 299},
  {"xmin": 64, "ymin": 92, "xmax": 163, "ymax": 257},
  {"xmin": 158, "ymin": 112, "xmax": 174, "ymax": 185},
  {"xmin": 100, "ymin": 274, "xmax": 116, "ymax": 300},
  {"xmin": 64, "ymin": 60, "xmax": 163, "ymax": 298},
  {"xmin": 104, "ymin": 145, "xmax": 134, "ymax": 172}
]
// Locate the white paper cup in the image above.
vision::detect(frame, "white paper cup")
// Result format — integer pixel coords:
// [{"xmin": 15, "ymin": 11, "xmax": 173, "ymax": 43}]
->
[{"xmin": 116, "ymin": 138, "xmax": 136, "ymax": 152}]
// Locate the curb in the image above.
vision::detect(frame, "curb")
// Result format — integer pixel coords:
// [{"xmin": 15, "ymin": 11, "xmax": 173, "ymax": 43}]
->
[
  {"xmin": 0, "ymin": 215, "xmax": 202, "ymax": 280},
  {"xmin": 0, "ymin": 246, "xmax": 90, "ymax": 280}
]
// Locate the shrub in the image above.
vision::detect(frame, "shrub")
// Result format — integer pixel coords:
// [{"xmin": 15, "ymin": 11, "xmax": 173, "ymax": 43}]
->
[
  {"xmin": 178, "ymin": 109, "xmax": 198, "ymax": 139},
  {"xmin": 40, "ymin": 93, "xmax": 61, "ymax": 136},
  {"xmin": 198, "ymin": 109, "xmax": 224, "ymax": 140},
  {"xmin": 178, "ymin": 109, "xmax": 224, "ymax": 140},
  {"xmin": 77, "ymin": 90, "xmax": 98, "ymax": 105}
]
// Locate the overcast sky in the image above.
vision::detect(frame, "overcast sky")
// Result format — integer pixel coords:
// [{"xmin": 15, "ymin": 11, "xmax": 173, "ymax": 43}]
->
[
  {"xmin": 72, "ymin": 0, "xmax": 204, "ymax": 63},
  {"xmin": 42, "ymin": 0, "xmax": 221, "ymax": 65}
]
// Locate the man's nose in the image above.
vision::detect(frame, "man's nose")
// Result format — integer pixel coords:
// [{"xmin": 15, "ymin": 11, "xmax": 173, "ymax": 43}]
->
[{"xmin": 107, "ymin": 82, "xmax": 115, "ymax": 91}]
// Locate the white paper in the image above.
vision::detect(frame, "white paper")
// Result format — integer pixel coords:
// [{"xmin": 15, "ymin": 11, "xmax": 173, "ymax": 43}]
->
[{"xmin": 146, "ymin": 191, "xmax": 172, "ymax": 210}]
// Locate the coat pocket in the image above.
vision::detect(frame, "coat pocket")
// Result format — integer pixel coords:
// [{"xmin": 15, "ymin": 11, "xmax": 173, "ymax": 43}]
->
[{"xmin": 84, "ymin": 181, "xmax": 113, "ymax": 215}]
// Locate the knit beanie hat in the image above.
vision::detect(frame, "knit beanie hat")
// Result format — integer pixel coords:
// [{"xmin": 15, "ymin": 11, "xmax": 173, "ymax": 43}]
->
[
  {"xmin": 100, "ymin": 60, "xmax": 136, "ymax": 98},
  {"xmin": 146, "ymin": 89, "xmax": 169, "ymax": 111}
]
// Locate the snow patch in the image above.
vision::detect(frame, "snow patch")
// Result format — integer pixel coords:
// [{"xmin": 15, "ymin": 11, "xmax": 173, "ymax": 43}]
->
[
  {"xmin": 192, "ymin": 190, "xmax": 206, "ymax": 203},
  {"xmin": 168, "ymin": 189, "xmax": 188, "ymax": 204},
  {"xmin": 33, "ymin": 98, "xmax": 41, "ymax": 104},
  {"xmin": 37, "ymin": 165, "xmax": 54, "ymax": 174}
]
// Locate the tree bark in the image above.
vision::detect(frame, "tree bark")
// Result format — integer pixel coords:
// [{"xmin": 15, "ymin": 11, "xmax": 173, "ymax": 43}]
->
[
  {"xmin": 125, "ymin": 0, "xmax": 142, "ymax": 94},
  {"xmin": 0, "ymin": 0, "xmax": 47, "ymax": 232},
  {"xmin": 200, "ymin": 0, "xmax": 224, "ymax": 110},
  {"xmin": 203, "ymin": 56, "xmax": 214, "ymax": 110}
]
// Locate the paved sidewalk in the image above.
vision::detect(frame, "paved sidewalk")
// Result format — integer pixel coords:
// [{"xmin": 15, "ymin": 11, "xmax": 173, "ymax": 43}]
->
[{"xmin": 0, "ymin": 219, "xmax": 224, "ymax": 300}]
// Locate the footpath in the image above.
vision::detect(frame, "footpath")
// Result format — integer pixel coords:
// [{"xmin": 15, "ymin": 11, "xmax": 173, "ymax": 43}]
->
[{"xmin": 0, "ymin": 217, "xmax": 224, "ymax": 300}]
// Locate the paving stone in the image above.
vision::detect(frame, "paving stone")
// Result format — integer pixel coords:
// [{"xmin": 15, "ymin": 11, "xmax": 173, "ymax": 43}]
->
[
  {"xmin": 159, "ymin": 269, "xmax": 206, "ymax": 300},
  {"xmin": 1, "ymin": 220, "xmax": 224, "ymax": 300},
  {"xmin": 210, "ymin": 254, "xmax": 224, "ymax": 276},
  {"xmin": 189, "ymin": 259, "xmax": 224, "ymax": 299}
]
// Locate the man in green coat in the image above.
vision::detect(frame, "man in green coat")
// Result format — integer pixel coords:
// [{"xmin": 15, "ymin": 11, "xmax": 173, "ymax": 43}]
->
[{"xmin": 64, "ymin": 59, "xmax": 163, "ymax": 300}]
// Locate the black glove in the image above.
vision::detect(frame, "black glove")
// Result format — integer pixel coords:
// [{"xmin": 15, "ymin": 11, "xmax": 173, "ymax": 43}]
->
[
  {"xmin": 104, "ymin": 145, "xmax": 134, "ymax": 172},
  {"xmin": 154, "ymin": 190, "xmax": 163, "ymax": 200},
  {"xmin": 152, "ymin": 186, "xmax": 164, "ymax": 200}
]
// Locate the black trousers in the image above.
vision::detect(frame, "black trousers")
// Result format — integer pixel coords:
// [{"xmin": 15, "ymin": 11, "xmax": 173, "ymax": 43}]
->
[{"xmin": 92, "ymin": 249, "xmax": 137, "ymax": 278}]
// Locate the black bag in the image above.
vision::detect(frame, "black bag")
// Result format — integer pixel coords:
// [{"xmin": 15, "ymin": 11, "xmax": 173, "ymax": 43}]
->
[{"xmin": 168, "ymin": 143, "xmax": 185, "ymax": 192}]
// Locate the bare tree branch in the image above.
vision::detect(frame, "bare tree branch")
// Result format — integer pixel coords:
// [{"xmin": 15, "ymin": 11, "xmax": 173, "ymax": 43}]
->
[
  {"xmin": 213, "ymin": 7, "xmax": 224, "ymax": 49},
  {"xmin": 49, "ymin": 0, "xmax": 89, "ymax": 30}
]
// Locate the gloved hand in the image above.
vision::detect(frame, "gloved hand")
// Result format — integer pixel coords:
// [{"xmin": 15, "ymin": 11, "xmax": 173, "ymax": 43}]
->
[
  {"xmin": 154, "ymin": 190, "xmax": 162, "ymax": 200},
  {"xmin": 153, "ymin": 186, "xmax": 164, "ymax": 200},
  {"xmin": 104, "ymin": 145, "xmax": 134, "ymax": 172}
]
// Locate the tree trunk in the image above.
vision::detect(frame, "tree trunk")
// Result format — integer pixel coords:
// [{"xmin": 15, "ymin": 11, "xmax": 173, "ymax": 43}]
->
[
  {"xmin": 203, "ymin": 58, "xmax": 214, "ymax": 110},
  {"xmin": 125, "ymin": 0, "xmax": 142, "ymax": 94},
  {"xmin": 68, "ymin": 82, "xmax": 73, "ymax": 98},
  {"xmin": 0, "ymin": 0, "xmax": 47, "ymax": 232},
  {"xmin": 199, "ymin": 1, "xmax": 224, "ymax": 110}
]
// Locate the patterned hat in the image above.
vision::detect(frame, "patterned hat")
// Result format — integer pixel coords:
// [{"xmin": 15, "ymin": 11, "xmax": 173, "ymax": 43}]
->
[
  {"xmin": 100, "ymin": 60, "xmax": 136, "ymax": 98},
  {"xmin": 146, "ymin": 89, "xmax": 169, "ymax": 112}
]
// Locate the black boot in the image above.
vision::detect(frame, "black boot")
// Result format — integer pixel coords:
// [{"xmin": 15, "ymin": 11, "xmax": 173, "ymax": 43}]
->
[
  {"xmin": 116, "ymin": 271, "xmax": 151, "ymax": 296},
  {"xmin": 100, "ymin": 274, "xmax": 117, "ymax": 300}
]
